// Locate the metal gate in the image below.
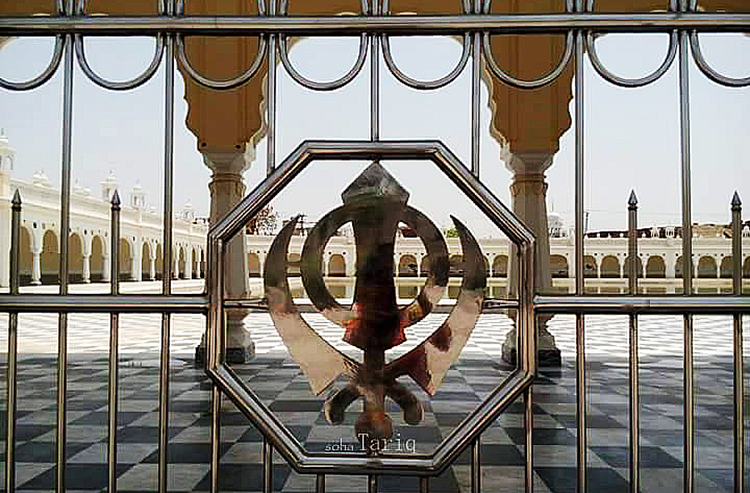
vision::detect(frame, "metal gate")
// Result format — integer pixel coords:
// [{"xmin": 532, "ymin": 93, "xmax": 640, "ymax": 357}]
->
[{"xmin": 1, "ymin": 1, "xmax": 749, "ymax": 492}]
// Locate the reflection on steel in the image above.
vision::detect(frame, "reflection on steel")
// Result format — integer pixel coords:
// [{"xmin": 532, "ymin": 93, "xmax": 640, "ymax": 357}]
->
[{"xmin": 264, "ymin": 162, "xmax": 485, "ymax": 441}]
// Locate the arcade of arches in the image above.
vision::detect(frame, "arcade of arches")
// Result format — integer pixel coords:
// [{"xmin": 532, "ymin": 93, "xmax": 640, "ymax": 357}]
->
[{"xmin": 14, "ymin": 225, "xmax": 206, "ymax": 286}]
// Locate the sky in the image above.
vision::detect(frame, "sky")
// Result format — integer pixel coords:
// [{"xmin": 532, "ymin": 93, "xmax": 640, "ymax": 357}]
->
[{"xmin": 0, "ymin": 32, "xmax": 748, "ymax": 238}]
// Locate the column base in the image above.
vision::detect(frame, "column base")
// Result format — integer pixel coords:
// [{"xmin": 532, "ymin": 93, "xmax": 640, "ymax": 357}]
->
[
  {"xmin": 500, "ymin": 320, "xmax": 562, "ymax": 367},
  {"xmin": 501, "ymin": 344, "xmax": 562, "ymax": 367},
  {"xmin": 195, "ymin": 315, "xmax": 255, "ymax": 365},
  {"xmin": 194, "ymin": 342, "xmax": 255, "ymax": 365}
]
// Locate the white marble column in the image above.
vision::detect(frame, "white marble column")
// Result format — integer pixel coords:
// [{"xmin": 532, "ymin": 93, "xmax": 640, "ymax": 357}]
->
[
  {"xmin": 102, "ymin": 250, "xmax": 110, "ymax": 282},
  {"xmin": 149, "ymin": 254, "xmax": 156, "ymax": 281},
  {"xmin": 666, "ymin": 254, "xmax": 676, "ymax": 278},
  {"xmin": 31, "ymin": 251, "xmax": 41, "ymax": 285},
  {"xmin": 196, "ymin": 149, "xmax": 254, "ymax": 364},
  {"xmin": 258, "ymin": 252, "xmax": 266, "ymax": 278},
  {"xmin": 501, "ymin": 151, "xmax": 560, "ymax": 366},
  {"xmin": 133, "ymin": 238, "xmax": 143, "ymax": 281},
  {"xmin": 185, "ymin": 247, "xmax": 193, "ymax": 280},
  {"xmin": 82, "ymin": 255, "xmax": 91, "ymax": 283}
]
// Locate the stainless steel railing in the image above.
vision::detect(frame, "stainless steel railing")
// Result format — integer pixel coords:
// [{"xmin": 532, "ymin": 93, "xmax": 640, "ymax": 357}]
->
[{"xmin": 2, "ymin": 1, "xmax": 749, "ymax": 492}]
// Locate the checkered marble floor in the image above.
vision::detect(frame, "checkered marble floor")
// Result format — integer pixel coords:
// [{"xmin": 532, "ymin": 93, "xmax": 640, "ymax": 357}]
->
[{"xmin": 1, "ymin": 298, "xmax": 750, "ymax": 492}]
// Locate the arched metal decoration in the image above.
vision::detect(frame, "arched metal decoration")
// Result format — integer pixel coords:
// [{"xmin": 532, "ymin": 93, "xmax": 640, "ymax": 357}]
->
[
  {"xmin": 207, "ymin": 140, "xmax": 536, "ymax": 474},
  {"xmin": 264, "ymin": 162, "xmax": 486, "ymax": 441}
]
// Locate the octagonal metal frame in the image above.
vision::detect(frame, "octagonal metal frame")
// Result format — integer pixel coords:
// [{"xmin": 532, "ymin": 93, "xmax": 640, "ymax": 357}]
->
[{"xmin": 206, "ymin": 140, "xmax": 537, "ymax": 476}]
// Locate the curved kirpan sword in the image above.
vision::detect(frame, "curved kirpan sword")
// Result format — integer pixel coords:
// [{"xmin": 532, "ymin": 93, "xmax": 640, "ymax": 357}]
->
[{"xmin": 263, "ymin": 214, "xmax": 486, "ymax": 439}]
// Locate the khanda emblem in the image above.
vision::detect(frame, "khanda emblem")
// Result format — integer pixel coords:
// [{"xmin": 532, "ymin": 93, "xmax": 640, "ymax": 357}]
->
[{"xmin": 263, "ymin": 162, "xmax": 486, "ymax": 442}]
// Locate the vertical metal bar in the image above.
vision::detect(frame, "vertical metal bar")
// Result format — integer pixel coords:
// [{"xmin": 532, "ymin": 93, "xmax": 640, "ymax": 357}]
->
[
  {"xmin": 56, "ymin": 31, "xmax": 74, "ymax": 493},
  {"xmin": 56, "ymin": 311, "xmax": 68, "ymax": 493},
  {"xmin": 574, "ymin": 31, "xmax": 584, "ymax": 296},
  {"xmin": 159, "ymin": 27, "xmax": 175, "ymax": 493},
  {"xmin": 162, "ymin": 36, "xmax": 175, "ymax": 296},
  {"xmin": 266, "ymin": 0, "xmax": 277, "ymax": 175},
  {"xmin": 5, "ymin": 191, "xmax": 22, "ymax": 493},
  {"xmin": 575, "ymin": 313, "xmax": 586, "ymax": 493},
  {"xmin": 316, "ymin": 474, "xmax": 326, "ymax": 493},
  {"xmin": 370, "ymin": 0, "xmax": 379, "ymax": 141},
  {"xmin": 524, "ymin": 387, "xmax": 534, "ymax": 493},
  {"xmin": 108, "ymin": 191, "xmax": 121, "ymax": 493},
  {"xmin": 368, "ymin": 474, "xmax": 378, "ymax": 493},
  {"xmin": 683, "ymin": 313, "xmax": 694, "ymax": 493},
  {"xmin": 158, "ymin": 314, "xmax": 171, "ymax": 493},
  {"xmin": 5, "ymin": 313, "xmax": 18, "ymax": 493},
  {"xmin": 419, "ymin": 477, "xmax": 429, "ymax": 493},
  {"xmin": 731, "ymin": 192, "xmax": 744, "ymax": 493},
  {"xmin": 627, "ymin": 191, "xmax": 640, "ymax": 493},
  {"xmin": 208, "ymin": 238, "xmax": 224, "ymax": 493},
  {"xmin": 678, "ymin": 14, "xmax": 695, "ymax": 490},
  {"xmin": 470, "ymin": 31, "xmax": 480, "ymax": 177},
  {"xmin": 628, "ymin": 314, "xmax": 640, "ymax": 493},
  {"xmin": 263, "ymin": 438, "xmax": 273, "ymax": 493},
  {"xmin": 574, "ymin": 27, "xmax": 587, "ymax": 493},
  {"xmin": 471, "ymin": 437, "xmax": 481, "ymax": 493},
  {"xmin": 210, "ymin": 385, "xmax": 221, "ymax": 493},
  {"xmin": 628, "ymin": 191, "xmax": 638, "ymax": 295},
  {"xmin": 732, "ymin": 193, "xmax": 742, "ymax": 294}
]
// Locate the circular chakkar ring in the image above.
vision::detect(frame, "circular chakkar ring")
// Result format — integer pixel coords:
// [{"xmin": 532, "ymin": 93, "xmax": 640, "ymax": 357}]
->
[{"xmin": 299, "ymin": 204, "xmax": 450, "ymax": 330}]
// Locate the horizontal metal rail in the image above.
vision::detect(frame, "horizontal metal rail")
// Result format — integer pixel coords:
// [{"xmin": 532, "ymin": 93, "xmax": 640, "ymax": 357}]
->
[
  {"xmin": 0, "ymin": 294, "xmax": 207, "ymax": 312},
  {"xmin": 1, "ymin": 13, "xmax": 749, "ymax": 36},
  {"xmin": 535, "ymin": 295, "xmax": 750, "ymax": 314}
]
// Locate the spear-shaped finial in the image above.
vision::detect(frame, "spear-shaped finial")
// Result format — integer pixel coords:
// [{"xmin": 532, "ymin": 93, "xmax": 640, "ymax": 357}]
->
[
  {"xmin": 628, "ymin": 190, "xmax": 638, "ymax": 209},
  {"xmin": 11, "ymin": 189, "xmax": 22, "ymax": 208},
  {"xmin": 111, "ymin": 189, "xmax": 121, "ymax": 208},
  {"xmin": 731, "ymin": 191, "xmax": 741, "ymax": 210}
]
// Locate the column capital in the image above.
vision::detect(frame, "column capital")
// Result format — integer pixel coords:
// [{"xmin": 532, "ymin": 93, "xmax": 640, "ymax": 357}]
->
[
  {"xmin": 202, "ymin": 146, "xmax": 253, "ymax": 175},
  {"xmin": 502, "ymin": 150, "xmax": 554, "ymax": 176}
]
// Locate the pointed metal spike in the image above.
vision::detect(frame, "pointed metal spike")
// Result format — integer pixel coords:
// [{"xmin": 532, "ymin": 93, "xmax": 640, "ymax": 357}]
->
[
  {"xmin": 111, "ymin": 189, "xmax": 121, "ymax": 206},
  {"xmin": 731, "ymin": 191, "xmax": 741, "ymax": 207},
  {"xmin": 628, "ymin": 190, "xmax": 638, "ymax": 206},
  {"xmin": 11, "ymin": 189, "xmax": 22, "ymax": 206}
]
